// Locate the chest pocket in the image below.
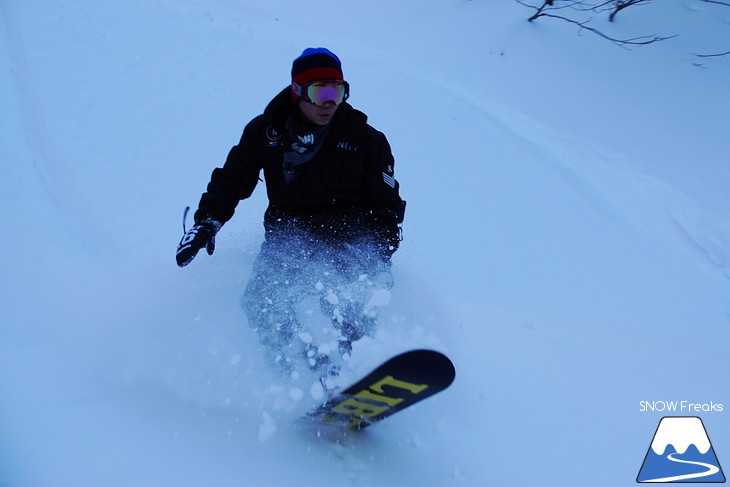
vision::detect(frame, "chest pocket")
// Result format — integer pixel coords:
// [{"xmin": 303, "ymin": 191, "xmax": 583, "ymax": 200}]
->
[{"xmin": 323, "ymin": 142, "xmax": 367, "ymax": 193}]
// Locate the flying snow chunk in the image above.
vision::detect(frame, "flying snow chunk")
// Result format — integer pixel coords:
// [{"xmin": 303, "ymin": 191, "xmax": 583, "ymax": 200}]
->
[
  {"xmin": 324, "ymin": 290, "xmax": 339, "ymax": 305},
  {"xmin": 258, "ymin": 412, "xmax": 277, "ymax": 443}
]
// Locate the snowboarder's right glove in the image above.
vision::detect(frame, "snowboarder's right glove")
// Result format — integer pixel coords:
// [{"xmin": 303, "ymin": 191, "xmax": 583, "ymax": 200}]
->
[{"xmin": 176, "ymin": 219, "xmax": 221, "ymax": 267}]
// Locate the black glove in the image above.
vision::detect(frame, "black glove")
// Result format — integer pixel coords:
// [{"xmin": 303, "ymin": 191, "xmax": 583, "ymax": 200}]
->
[{"xmin": 176, "ymin": 219, "xmax": 221, "ymax": 267}]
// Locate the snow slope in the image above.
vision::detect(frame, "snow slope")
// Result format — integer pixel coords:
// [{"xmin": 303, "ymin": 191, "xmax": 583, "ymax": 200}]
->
[{"xmin": 1, "ymin": 0, "xmax": 729, "ymax": 485}]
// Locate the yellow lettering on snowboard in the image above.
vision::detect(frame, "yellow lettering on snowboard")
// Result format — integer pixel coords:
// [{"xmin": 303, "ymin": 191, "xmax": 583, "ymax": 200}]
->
[{"xmin": 325, "ymin": 374, "xmax": 430, "ymax": 428}]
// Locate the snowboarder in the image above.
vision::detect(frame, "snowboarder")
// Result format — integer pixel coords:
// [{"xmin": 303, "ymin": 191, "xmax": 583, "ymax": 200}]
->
[{"xmin": 176, "ymin": 48, "xmax": 405, "ymax": 377}]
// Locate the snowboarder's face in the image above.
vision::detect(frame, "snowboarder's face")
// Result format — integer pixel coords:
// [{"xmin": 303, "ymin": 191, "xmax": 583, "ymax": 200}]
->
[{"xmin": 297, "ymin": 99, "xmax": 338, "ymax": 126}]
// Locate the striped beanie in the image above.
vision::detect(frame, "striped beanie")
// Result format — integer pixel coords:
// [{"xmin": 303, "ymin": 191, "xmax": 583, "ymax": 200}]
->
[{"xmin": 291, "ymin": 48, "xmax": 344, "ymax": 99}]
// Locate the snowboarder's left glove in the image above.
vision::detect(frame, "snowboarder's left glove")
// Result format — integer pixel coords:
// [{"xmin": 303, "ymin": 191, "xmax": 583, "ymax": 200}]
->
[{"xmin": 176, "ymin": 219, "xmax": 221, "ymax": 267}]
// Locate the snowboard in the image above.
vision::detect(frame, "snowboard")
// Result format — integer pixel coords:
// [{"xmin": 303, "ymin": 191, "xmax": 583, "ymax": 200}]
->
[{"xmin": 304, "ymin": 349, "xmax": 456, "ymax": 431}]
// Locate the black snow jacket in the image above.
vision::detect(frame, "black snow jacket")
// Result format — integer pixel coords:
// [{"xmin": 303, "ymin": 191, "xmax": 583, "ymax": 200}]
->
[{"xmin": 195, "ymin": 87, "xmax": 405, "ymax": 257}]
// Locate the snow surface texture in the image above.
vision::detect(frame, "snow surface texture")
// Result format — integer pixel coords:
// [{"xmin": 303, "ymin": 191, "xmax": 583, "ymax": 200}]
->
[{"xmin": 1, "ymin": 0, "xmax": 729, "ymax": 485}]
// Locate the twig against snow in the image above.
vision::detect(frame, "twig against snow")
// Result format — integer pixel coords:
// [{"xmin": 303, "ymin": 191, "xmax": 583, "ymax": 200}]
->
[
  {"xmin": 695, "ymin": 0, "xmax": 730, "ymax": 57},
  {"xmin": 536, "ymin": 12, "xmax": 675, "ymax": 48},
  {"xmin": 608, "ymin": 0, "xmax": 653, "ymax": 22},
  {"xmin": 695, "ymin": 50, "xmax": 730, "ymax": 57},
  {"xmin": 697, "ymin": 0, "xmax": 730, "ymax": 6}
]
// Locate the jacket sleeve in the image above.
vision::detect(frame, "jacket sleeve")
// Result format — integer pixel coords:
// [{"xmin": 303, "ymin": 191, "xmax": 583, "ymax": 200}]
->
[
  {"xmin": 194, "ymin": 117, "xmax": 264, "ymax": 225},
  {"xmin": 366, "ymin": 128, "xmax": 405, "ymax": 257}
]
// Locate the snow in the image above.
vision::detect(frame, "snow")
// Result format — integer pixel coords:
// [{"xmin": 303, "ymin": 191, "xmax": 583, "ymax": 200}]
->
[
  {"xmin": 1, "ymin": 0, "xmax": 729, "ymax": 485},
  {"xmin": 651, "ymin": 417, "xmax": 712, "ymax": 455}
]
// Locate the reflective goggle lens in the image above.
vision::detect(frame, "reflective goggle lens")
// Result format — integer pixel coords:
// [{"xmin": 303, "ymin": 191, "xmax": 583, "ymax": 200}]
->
[{"xmin": 304, "ymin": 81, "xmax": 348, "ymax": 106}]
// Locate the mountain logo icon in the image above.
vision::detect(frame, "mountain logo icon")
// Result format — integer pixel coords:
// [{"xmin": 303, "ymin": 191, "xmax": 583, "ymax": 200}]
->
[{"xmin": 637, "ymin": 416, "xmax": 725, "ymax": 483}]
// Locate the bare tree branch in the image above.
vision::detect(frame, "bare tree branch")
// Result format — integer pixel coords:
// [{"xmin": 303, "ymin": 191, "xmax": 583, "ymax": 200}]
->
[
  {"xmin": 696, "ymin": 0, "xmax": 730, "ymax": 56},
  {"xmin": 608, "ymin": 0, "xmax": 652, "ymax": 22},
  {"xmin": 515, "ymin": 1, "xmax": 674, "ymax": 48},
  {"xmin": 516, "ymin": 0, "xmax": 585, "ymax": 21},
  {"xmin": 525, "ymin": 0, "xmax": 551, "ymax": 21},
  {"xmin": 539, "ymin": 12, "xmax": 674, "ymax": 47},
  {"xmin": 516, "ymin": 0, "xmax": 727, "ymax": 53},
  {"xmin": 695, "ymin": 50, "xmax": 730, "ymax": 57},
  {"xmin": 698, "ymin": 0, "xmax": 730, "ymax": 6}
]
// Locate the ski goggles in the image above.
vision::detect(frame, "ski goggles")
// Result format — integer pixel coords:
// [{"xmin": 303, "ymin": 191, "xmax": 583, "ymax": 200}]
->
[{"xmin": 292, "ymin": 80, "xmax": 349, "ymax": 106}]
